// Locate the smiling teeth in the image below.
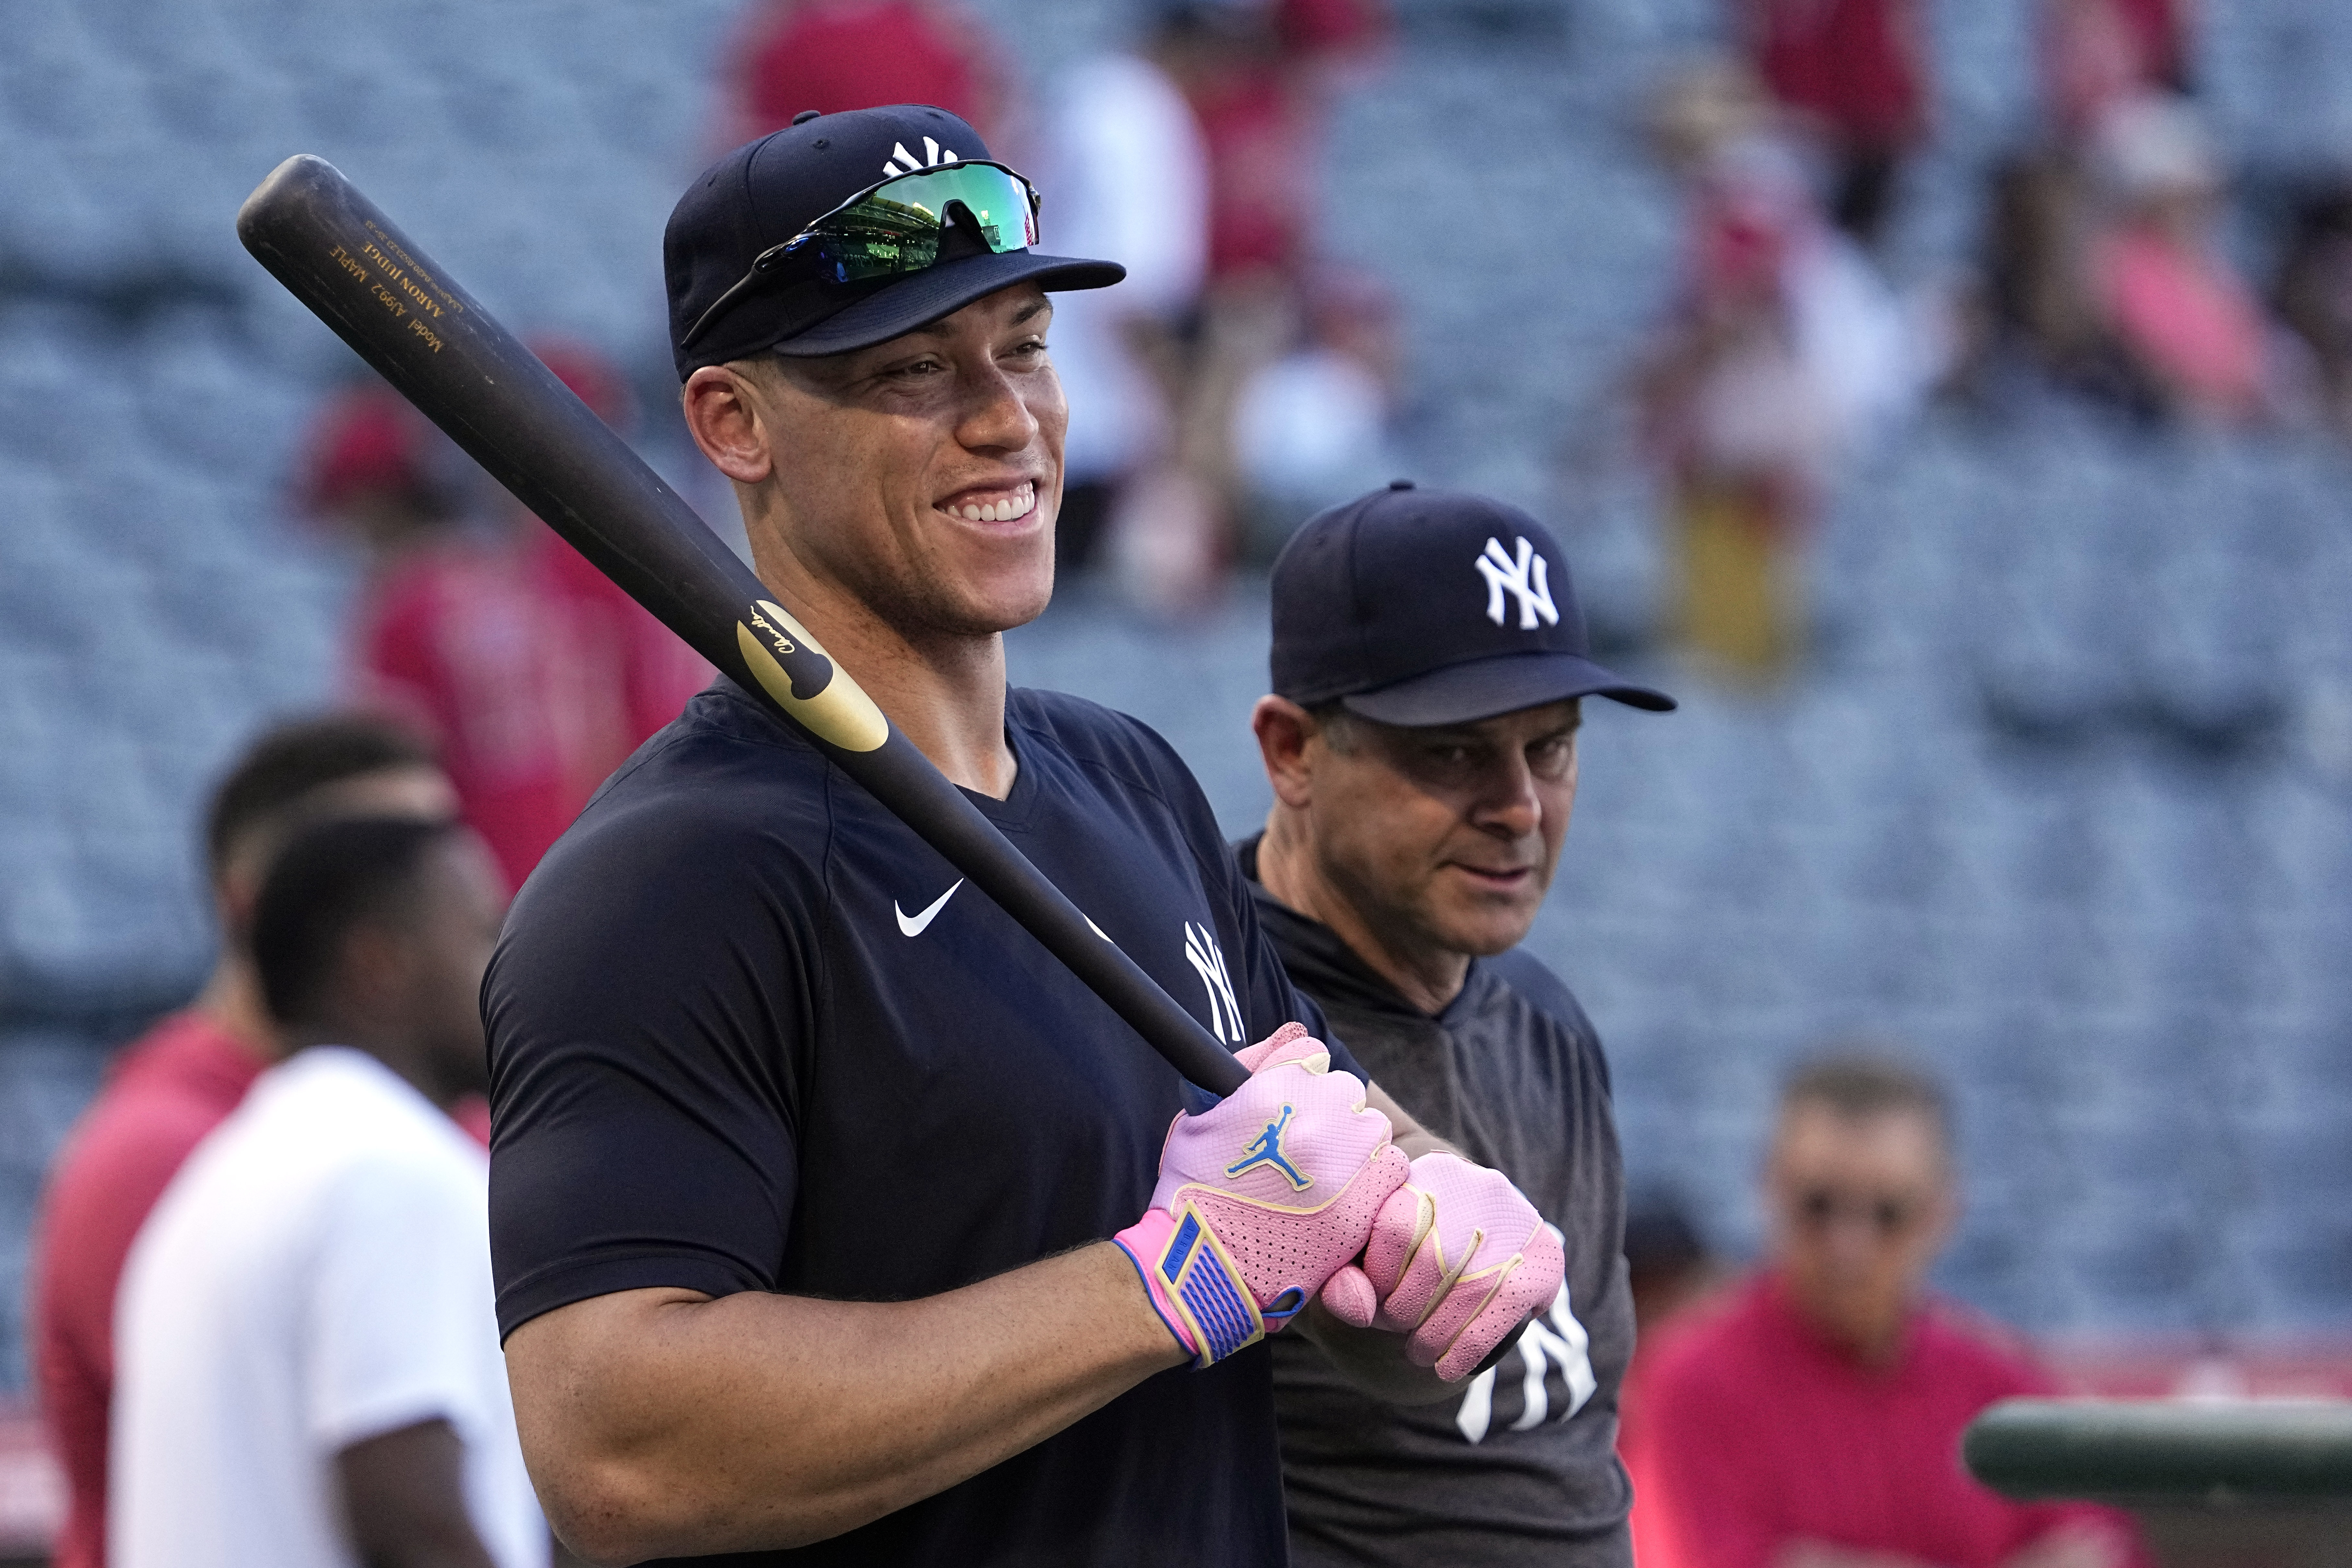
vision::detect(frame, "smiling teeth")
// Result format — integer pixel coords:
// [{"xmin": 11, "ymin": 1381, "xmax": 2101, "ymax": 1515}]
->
[{"xmin": 953, "ymin": 483, "xmax": 1035, "ymax": 524}]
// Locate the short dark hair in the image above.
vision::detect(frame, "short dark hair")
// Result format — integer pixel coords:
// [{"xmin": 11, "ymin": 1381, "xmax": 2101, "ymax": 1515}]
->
[
  {"xmin": 1780, "ymin": 1052, "xmax": 1951, "ymax": 1142},
  {"xmin": 204, "ymin": 713, "xmax": 438, "ymax": 883},
  {"xmin": 1304, "ymin": 698, "xmax": 1364, "ymax": 752},
  {"xmin": 250, "ymin": 815, "xmax": 460, "ymax": 1030}
]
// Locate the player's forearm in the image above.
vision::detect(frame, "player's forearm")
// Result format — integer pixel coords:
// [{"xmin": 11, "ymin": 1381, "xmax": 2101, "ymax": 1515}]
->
[
  {"xmin": 507, "ymin": 1243, "xmax": 1185, "ymax": 1563},
  {"xmin": 1365, "ymin": 1080, "xmax": 1458, "ymax": 1161}
]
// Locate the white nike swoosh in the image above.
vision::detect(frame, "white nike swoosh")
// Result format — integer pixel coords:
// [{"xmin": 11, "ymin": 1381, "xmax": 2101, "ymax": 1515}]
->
[{"xmin": 894, "ymin": 879, "xmax": 964, "ymax": 937}]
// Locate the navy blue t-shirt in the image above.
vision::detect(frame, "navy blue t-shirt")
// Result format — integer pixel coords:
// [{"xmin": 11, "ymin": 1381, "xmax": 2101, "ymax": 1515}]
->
[{"xmin": 485, "ymin": 680, "xmax": 1356, "ymax": 1566}]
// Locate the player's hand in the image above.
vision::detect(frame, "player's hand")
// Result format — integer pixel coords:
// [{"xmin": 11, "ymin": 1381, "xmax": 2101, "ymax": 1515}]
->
[
  {"xmin": 1315, "ymin": 1151, "xmax": 1564, "ymax": 1381},
  {"xmin": 1113, "ymin": 1022, "xmax": 1410, "ymax": 1367}
]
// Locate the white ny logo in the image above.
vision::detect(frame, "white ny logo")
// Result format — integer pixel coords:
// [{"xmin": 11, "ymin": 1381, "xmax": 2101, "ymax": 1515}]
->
[
  {"xmin": 882, "ymin": 137, "xmax": 960, "ymax": 177},
  {"xmin": 1452, "ymin": 1246, "xmax": 1597, "ymax": 1444},
  {"xmin": 1182, "ymin": 921, "xmax": 1246, "ymax": 1045},
  {"xmin": 1475, "ymin": 536, "xmax": 1559, "ymax": 630}
]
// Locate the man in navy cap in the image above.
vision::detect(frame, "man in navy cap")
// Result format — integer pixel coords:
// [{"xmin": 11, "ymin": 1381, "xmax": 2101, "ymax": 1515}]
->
[
  {"xmin": 1242, "ymin": 483, "xmax": 1675, "ymax": 1566},
  {"xmin": 485, "ymin": 108, "xmax": 1563, "ymax": 1566}
]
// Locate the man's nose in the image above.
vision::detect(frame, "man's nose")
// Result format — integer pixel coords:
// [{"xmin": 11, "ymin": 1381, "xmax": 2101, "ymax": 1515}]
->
[
  {"xmin": 956, "ymin": 361, "xmax": 1040, "ymax": 453},
  {"xmin": 1469, "ymin": 755, "xmax": 1543, "ymax": 837}
]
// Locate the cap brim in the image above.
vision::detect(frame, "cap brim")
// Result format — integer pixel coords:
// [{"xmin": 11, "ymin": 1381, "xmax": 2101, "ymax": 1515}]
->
[
  {"xmin": 772, "ymin": 250, "xmax": 1125, "ymax": 357},
  {"xmin": 1339, "ymin": 650, "xmax": 1676, "ymax": 725}
]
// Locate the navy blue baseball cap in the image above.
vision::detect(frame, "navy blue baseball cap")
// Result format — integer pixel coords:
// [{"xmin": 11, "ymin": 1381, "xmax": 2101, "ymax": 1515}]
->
[
  {"xmin": 664, "ymin": 104, "xmax": 1126, "ymax": 378},
  {"xmin": 1269, "ymin": 482, "xmax": 1676, "ymax": 725}
]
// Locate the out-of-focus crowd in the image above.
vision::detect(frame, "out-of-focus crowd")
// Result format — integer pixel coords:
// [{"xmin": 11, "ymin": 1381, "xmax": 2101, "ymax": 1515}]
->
[
  {"xmin": 275, "ymin": 0, "xmax": 2352, "ymax": 714},
  {"xmin": 1631, "ymin": 0, "xmax": 2352, "ymax": 689}
]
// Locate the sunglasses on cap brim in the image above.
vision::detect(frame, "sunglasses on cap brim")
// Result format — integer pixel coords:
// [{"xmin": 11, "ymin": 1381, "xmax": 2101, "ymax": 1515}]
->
[{"xmin": 680, "ymin": 160, "xmax": 1043, "ymax": 352}]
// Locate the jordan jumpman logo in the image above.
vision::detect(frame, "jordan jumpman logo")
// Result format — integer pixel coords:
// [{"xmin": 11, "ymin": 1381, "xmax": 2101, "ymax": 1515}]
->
[{"xmin": 1224, "ymin": 1104, "xmax": 1312, "ymax": 1190}]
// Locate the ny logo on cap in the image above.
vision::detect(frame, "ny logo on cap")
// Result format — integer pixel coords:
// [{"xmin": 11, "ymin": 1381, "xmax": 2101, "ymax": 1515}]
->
[
  {"xmin": 882, "ymin": 137, "xmax": 961, "ymax": 178},
  {"xmin": 1476, "ymin": 536, "xmax": 1559, "ymax": 630}
]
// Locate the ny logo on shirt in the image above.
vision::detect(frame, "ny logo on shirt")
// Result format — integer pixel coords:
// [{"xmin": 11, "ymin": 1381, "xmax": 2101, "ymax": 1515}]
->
[
  {"xmin": 1475, "ymin": 536, "xmax": 1560, "ymax": 630},
  {"xmin": 1454, "ymin": 1229, "xmax": 1596, "ymax": 1443},
  {"xmin": 1182, "ymin": 921, "xmax": 1246, "ymax": 1045}
]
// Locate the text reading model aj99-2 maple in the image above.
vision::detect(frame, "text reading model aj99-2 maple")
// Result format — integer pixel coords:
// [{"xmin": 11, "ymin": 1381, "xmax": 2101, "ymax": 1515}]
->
[{"xmin": 236, "ymin": 152, "xmax": 1248, "ymax": 1098}]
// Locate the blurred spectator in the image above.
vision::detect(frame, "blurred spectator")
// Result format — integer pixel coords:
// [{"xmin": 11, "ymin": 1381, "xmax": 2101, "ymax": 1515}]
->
[
  {"xmin": 1634, "ymin": 61, "xmax": 1938, "ymax": 685},
  {"xmin": 1231, "ymin": 266, "xmax": 1405, "ymax": 555},
  {"xmin": 27, "ymin": 715, "xmax": 454, "ymax": 1568},
  {"xmin": 1642, "ymin": 1056, "xmax": 2144, "ymax": 1568},
  {"xmin": 305, "ymin": 364, "xmax": 703, "ymax": 893},
  {"xmin": 2085, "ymin": 94, "xmax": 2270, "ymax": 424},
  {"xmin": 1616, "ymin": 1191, "xmax": 1722, "ymax": 1568},
  {"xmin": 1619, "ymin": 1211, "xmax": 1710, "ymax": 1568},
  {"xmin": 722, "ymin": 0, "xmax": 1011, "ymax": 148},
  {"xmin": 112, "ymin": 816, "xmax": 544, "ymax": 1568},
  {"xmin": 2041, "ymin": 0, "xmax": 2194, "ymax": 143},
  {"xmin": 1971, "ymin": 5, "xmax": 2203, "ymax": 413},
  {"xmin": 1978, "ymin": 150, "xmax": 2126, "ymax": 400},
  {"xmin": 518, "ymin": 340, "xmax": 712, "ymax": 774},
  {"xmin": 1168, "ymin": 0, "xmax": 1387, "ymax": 290},
  {"xmin": 1739, "ymin": 0, "xmax": 1931, "ymax": 244},
  {"xmin": 1095, "ymin": 0, "xmax": 1391, "ymax": 612},
  {"xmin": 1036, "ymin": 19, "xmax": 1211, "ymax": 569},
  {"xmin": 1622, "ymin": 1188, "xmax": 1722, "ymax": 1338},
  {"xmin": 2273, "ymin": 183, "xmax": 2352, "ymax": 439}
]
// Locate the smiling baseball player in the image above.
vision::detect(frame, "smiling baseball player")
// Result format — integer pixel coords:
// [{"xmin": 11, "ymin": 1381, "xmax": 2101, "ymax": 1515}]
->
[{"xmin": 483, "ymin": 106, "xmax": 1562, "ymax": 1565}]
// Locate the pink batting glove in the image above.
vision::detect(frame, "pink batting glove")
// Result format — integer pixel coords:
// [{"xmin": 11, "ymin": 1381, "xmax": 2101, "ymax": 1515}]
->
[
  {"xmin": 1114, "ymin": 1023, "xmax": 1410, "ymax": 1367},
  {"xmin": 1316, "ymin": 1151, "xmax": 1566, "ymax": 1381}
]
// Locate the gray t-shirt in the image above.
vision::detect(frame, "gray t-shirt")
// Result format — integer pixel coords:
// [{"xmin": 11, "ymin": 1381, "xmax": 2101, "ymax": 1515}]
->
[{"xmin": 1238, "ymin": 837, "xmax": 1635, "ymax": 1568}]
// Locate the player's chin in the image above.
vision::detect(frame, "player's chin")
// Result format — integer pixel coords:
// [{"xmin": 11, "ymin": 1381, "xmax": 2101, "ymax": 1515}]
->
[
  {"xmin": 929, "ymin": 549, "xmax": 1055, "ymax": 635},
  {"xmin": 1426, "ymin": 894, "xmax": 1543, "ymax": 959}
]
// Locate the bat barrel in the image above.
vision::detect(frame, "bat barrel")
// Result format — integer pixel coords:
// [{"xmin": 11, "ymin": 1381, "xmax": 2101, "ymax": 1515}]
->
[
  {"xmin": 237, "ymin": 155, "xmax": 1248, "ymax": 1098},
  {"xmin": 237, "ymin": 155, "xmax": 764, "ymax": 685}
]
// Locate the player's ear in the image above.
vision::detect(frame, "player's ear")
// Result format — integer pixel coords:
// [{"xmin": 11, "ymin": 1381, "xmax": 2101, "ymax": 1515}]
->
[
  {"xmin": 681, "ymin": 363, "xmax": 776, "ymax": 485},
  {"xmin": 1252, "ymin": 696, "xmax": 1317, "ymax": 808}
]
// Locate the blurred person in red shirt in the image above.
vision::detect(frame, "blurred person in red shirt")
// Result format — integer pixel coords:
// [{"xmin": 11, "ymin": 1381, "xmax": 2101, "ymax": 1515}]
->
[
  {"xmin": 723, "ymin": 0, "xmax": 1011, "ymax": 148},
  {"xmin": 310, "ymin": 353, "xmax": 705, "ymax": 894},
  {"xmin": 1739, "ymin": 0, "xmax": 1931, "ymax": 245},
  {"xmin": 512, "ymin": 341, "xmax": 713, "ymax": 785},
  {"xmin": 1643, "ymin": 1056, "xmax": 2144, "ymax": 1568},
  {"xmin": 27, "ymin": 714, "xmax": 454, "ymax": 1568},
  {"xmin": 1170, "ymin": 0, "xmax": 1388, "ymax": 289},
  {"xmin": 2084, "ymin": 94, "xmax": 2272, "ymax": 424}
]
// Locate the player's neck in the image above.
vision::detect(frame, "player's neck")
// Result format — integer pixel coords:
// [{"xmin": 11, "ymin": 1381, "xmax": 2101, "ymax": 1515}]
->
[
  {"xmin": 192, "ymin": 960, "xmax": 280, "ymax": 1062},
  {"xmin": 753, "ymin": 558, "xmax": 1018, "ymax": 800},
  {"xmin": 282, "ymin": 1017, "xmax": 473, "ymax": 1112},
  {"xmin": 1256, "ymin": 814, "xmax": 1470, "ymax": 1016}
]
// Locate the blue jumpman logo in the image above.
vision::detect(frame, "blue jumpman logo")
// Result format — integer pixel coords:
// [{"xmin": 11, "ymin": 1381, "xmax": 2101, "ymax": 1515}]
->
[{"xmin": 1225, "ymin": 1104, "xmax": 1312, "ymax": 1190}]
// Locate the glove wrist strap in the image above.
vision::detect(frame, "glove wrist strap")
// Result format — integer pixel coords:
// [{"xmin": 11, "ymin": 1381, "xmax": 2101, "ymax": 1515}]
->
[{"xmin": 1112, "ymin": 1203, "xmax": 1266, "ymax": 1369}]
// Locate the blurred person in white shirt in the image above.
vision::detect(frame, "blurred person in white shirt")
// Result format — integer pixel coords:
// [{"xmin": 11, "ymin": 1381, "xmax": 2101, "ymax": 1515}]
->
[
  {"xmin": 1036, "ymin": 11, "xmax": 1211, "ymax": 573},
  {"xmin": 111, "ymin": 814, "xmax": 544, "ymax": 1568}
]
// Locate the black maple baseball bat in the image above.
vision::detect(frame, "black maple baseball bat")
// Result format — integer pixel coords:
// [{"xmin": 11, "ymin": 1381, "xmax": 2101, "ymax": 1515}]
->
[{"xmin": 238, "ymin": 153, "xmax": 1249, "ymax": 1099}]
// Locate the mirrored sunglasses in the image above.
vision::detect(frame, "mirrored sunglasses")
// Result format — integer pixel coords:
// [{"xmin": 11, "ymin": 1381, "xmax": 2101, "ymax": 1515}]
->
[{"xmin": 681, "ymin": 161, "xmax": 1042, "ymax": 351}]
